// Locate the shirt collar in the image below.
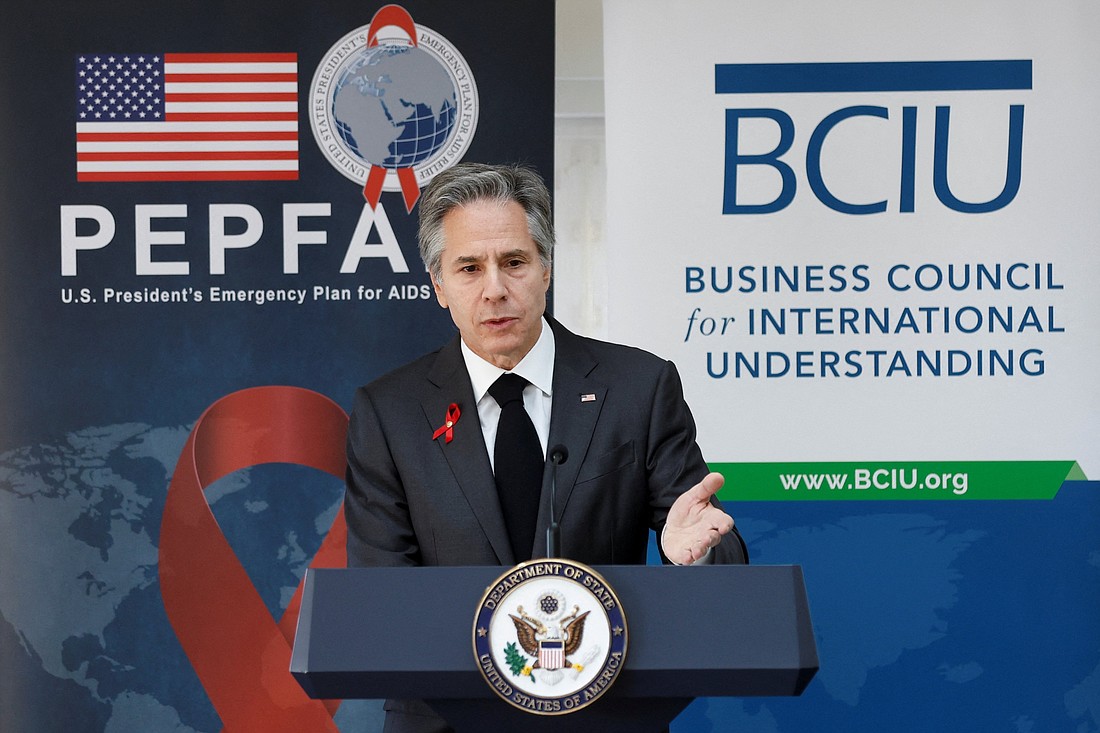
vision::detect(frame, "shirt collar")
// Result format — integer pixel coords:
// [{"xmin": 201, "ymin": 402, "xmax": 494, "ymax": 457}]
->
[{"xmin": 462, "ymin": 316, "xmax": 556, "ymax": 402}]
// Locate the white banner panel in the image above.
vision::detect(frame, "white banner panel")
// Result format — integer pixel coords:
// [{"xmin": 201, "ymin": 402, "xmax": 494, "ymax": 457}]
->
[
  {"xmin": 604, "ymin": 4, "xmax": 1099, "ymax": 729},
  {"xmin": 604, "ymin": 0, "xmax": 1099, "ymax": 485}
]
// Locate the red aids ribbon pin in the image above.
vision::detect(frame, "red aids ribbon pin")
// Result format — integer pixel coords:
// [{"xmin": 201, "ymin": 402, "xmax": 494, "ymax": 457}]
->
[
  {"xmin": 361, "ymin": 4, "xmax": 424, "ymax": 213},
  {"xmin": 159, "ymin": 386, "xmax": 348, "ymax": 732},
  {"xmin": 433, "ymin": 403, "xmax": 461, "ymax": 443}
]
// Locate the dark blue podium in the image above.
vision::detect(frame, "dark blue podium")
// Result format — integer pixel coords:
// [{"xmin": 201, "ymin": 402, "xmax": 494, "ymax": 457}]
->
[{"xmin": 291, "ymin": 565, "xmax": 818, "ymax": 732}]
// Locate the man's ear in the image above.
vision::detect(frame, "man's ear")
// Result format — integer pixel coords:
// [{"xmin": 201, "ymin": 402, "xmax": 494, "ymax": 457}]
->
[{"xmin": 431, "ymin": 274, "xmax": 448, "ymax": 309}]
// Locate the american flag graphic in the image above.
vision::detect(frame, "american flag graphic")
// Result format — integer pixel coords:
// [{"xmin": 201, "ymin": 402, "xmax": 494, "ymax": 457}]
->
[
  {"xmin": 75, "ymin": 53, "xmax": 299, "ymax": 181},
  {"xmin": 539, "ymin": 639, "xmax": 565, "ymax": 671}
]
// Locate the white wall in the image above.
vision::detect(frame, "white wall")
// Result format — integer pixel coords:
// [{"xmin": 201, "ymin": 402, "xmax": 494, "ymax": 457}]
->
[{"xmin": 554, "ymin": 0, "xmax": 608, "ymax": 338}]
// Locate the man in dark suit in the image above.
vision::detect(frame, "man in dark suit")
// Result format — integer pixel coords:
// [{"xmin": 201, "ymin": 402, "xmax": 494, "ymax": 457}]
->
[{"xmin": 344, "ymin": 162, "xmax": 747, "ymax": 733}]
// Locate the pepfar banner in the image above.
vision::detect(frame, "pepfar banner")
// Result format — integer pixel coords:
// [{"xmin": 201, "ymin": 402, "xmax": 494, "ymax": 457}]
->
[{"xmin": 0, "ymin": 1, "xmax": 553, "ymax": 731}]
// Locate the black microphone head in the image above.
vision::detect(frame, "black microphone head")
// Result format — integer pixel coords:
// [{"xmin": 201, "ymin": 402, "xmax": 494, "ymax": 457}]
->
[{"xmin": 549, "ymin": 444, "xmax": 569, "ymax": 465}]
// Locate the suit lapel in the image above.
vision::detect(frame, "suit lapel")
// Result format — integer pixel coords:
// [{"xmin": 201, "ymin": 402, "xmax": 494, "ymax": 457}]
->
[
  {"xmin": 536, "ymin": 319, "xmax": 606, "ymax": 553},
  {"xmin": 423, "ymin": 337, "xmax": 515, "ymax": 565}
]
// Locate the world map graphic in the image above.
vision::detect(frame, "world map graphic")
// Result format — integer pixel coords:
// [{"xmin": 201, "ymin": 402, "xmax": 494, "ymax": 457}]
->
[{"xmin": 331, "ymin": 45, "xmax": 457, "ymax": 170}]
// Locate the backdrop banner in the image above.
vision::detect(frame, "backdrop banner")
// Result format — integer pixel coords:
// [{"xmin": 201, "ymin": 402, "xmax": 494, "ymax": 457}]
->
[
  {"xmin": 604, "ymin": 1, "xmax": 1099, "ymax": 731},
  {"xmin": 0, "ymin": 2, "xmax": 554, "ymax": 731}
]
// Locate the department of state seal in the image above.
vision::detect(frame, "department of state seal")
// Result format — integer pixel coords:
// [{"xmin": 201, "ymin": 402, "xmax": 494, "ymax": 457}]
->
[{"xmin": 473, "ymin": 559, "xmax": 628, "ymax": 715}]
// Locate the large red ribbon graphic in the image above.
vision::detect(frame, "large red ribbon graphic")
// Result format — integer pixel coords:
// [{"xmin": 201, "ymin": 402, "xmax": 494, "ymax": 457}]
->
[
  {"xmin": 362, "ymin": 4, "xmax": 424, "ymax": 213},
  {"xmin": 159, "ymin": 386, "xmax": 348, "ymax": 732}
]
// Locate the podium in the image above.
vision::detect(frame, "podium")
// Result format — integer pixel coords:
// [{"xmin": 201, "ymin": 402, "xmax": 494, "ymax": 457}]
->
[{"xmin": 291, "ymin": 565, "xmax": 818, "ymax": 732}]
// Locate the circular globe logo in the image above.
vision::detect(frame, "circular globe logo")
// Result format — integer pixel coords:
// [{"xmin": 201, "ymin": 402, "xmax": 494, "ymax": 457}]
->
[{"xmin": 310, "ymin": 8, "xmax": 478, "ymax": 208}]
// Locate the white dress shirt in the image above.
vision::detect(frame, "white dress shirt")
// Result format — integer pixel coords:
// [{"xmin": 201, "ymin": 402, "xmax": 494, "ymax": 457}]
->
[{"xmin": 460, "ymin": 317, "xmax": 555, "ymax": 471}]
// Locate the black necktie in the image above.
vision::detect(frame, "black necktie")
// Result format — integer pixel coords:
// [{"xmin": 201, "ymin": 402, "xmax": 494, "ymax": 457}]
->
[{"xmin": 488, "ymin": 373, "xmax": 543, "ymax": 561}]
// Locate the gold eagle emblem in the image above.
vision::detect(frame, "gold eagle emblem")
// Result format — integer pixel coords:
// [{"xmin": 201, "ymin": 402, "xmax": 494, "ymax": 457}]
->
[{"xmin": 508, "ymin": 605, "xmax": 589, "ymax": 669}]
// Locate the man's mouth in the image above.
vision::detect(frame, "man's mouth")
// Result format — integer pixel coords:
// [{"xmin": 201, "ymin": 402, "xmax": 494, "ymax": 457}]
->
[{"xmin": 483, "ymin": 316, "xmax": 517, "ymax": 329}]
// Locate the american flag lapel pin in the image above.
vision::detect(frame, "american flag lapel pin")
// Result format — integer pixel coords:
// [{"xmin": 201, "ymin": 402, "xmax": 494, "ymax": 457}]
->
[{"xmin": 580, "ymin": 393, "xmax": 597, "ymax": 403}]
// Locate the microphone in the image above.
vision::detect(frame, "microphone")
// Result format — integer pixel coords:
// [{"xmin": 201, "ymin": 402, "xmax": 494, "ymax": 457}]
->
[{"xmin": 546, "ymin": 444, "xmax": 568, "ymax": 558}]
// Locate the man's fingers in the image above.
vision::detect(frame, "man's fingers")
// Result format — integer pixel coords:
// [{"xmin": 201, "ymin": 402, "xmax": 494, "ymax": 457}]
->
[
  {"xmin": 680, "ymin": 539, "xmax": 709, "ymax": 565},
  {"xmin": 704, "ymin": 520, "xmax": 732, "ymax": 542},
  {"xmin": 692, "ymin": 471, "xmax": 725, "ymax": 501},
  {"xmin": 709, "ymin": 511, "xmax": 735, "ymax": 536},
  {"xmin": 671, "ymin": 472, "xmax": 725, "ymax": 516}
]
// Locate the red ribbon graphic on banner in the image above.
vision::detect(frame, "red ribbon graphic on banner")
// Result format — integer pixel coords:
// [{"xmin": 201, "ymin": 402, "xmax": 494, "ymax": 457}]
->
[
  {"xmin": 159, "ymin": 386, "xmax": 348, "ymax": 732},
  {"xmin": 363, "ymin": 4, "xmax": 424, "ymax": 212}
]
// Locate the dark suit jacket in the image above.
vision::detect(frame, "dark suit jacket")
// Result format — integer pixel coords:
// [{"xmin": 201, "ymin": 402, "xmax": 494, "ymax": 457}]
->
[{"xmin": 343, "ymin": 317, "xmax": 748, "ymax": 731}]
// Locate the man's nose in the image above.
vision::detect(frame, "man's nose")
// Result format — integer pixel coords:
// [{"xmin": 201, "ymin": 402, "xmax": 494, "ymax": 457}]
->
[{"xmin": 482, "ymin": 267, "xmax": 508, "ymax": 299}]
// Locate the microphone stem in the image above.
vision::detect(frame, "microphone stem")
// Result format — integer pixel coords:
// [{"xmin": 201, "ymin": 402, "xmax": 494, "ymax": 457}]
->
[{"xmin": 546, "ymin": 450, "xmax": 565, "ymax": 558}]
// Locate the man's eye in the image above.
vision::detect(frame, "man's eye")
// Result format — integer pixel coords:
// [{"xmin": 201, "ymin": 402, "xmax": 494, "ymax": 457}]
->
[{"xmin": 461, "ymin": 265, "xmax": 478, "ymax": 273}]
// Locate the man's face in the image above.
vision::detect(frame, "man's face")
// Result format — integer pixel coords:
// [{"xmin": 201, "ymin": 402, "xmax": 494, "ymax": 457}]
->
[{"xmin": 432, "ymin": 198, "xmax": 550, "ymax": 371}]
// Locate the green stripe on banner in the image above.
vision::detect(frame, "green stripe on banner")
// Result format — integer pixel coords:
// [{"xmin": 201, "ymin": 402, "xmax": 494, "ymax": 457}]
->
[{"xmin": 710, "ymin": 461, "xmax": 1087, "ymax": 501}]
